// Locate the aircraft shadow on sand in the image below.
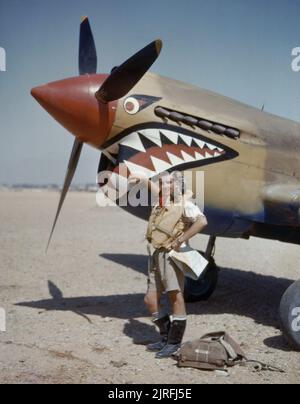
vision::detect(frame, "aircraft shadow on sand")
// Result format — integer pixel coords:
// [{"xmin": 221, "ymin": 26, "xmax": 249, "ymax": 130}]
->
[{"xmin": 17, "ymin": 254, "xmax": 294, "ymax": 335}]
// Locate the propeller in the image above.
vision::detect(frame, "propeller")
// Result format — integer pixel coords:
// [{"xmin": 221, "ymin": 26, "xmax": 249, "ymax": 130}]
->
[
  {"xmin": 79, "ymin": 16, "xmax": 97, "ymax": 75},
  {"xmin": 46, "ymin": 17, "xmax": 162, "ymax": 251},
  {"xmin": 46, "ymin": 139, "xmax": 83, "ymax": 252},
  {"xmin": 96, "ymin": 39, "xmax": 162, "ymax": 103},
  {"xmin": 46, "ymin": 17, "xmax": 96, "ymax": 251}
]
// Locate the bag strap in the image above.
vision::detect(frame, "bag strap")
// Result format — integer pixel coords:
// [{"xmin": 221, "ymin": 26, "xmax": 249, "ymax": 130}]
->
[
  {"xmin": 219, "ymin": 337, "xmax": 239, "ymax": 361},
  {"xmin": 221, "ymin": 333, "xmax": 285, "ymax": 372},
  {"xmin": 244, "ymin": 359, "xmax": 285, "ymax": 374},
  {"xmin": 154, "ymin": 223, "xmax": 174, "ymax": 238},
  {"xmin": 200, "ymin": 332, "xmax": 247, "ymax": 366},
  {"xmin": 222, "ymin": 332, "xmax": 247, "ymax": 359}
]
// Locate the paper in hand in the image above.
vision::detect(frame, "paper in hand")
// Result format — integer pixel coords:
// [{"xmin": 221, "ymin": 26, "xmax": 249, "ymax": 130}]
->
[{"xmin": 169, "ymin": 246, "xmax": 209, "ymax": 281}]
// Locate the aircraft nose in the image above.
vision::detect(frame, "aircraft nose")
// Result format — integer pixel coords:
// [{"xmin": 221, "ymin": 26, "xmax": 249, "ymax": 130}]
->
[
  {"xmin": 31, "ymin": 75, "xmax": 116, "ymax": 148},
  {"xmin": 31, "ymin": 85, "xmax": 49, "ymax": 103}
]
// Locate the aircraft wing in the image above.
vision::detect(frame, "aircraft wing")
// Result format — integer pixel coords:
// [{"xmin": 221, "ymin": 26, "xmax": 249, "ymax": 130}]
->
[{"xmin": 262, "ymin": 184, "xmax": 300, "ymax": 226}]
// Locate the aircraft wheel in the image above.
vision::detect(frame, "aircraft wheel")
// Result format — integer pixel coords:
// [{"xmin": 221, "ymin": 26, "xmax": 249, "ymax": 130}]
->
[
  {"xmin": 184, "ymin": 253, "xmax": 219, "ymax": 303},
  {"xmin": 279, "ymin": 280, "xmax": 300, "ymax": 351}
]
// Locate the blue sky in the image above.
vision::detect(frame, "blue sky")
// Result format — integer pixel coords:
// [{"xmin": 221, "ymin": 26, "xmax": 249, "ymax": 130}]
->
[{"xmin": 0, "ymin": 0, "xmax": 300, "ymax": 185}]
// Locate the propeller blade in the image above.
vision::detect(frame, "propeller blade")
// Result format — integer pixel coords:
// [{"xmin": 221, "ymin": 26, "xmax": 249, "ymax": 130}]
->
[
  {"xmin": 46, "ymin": 139, "xmax": 83, "ymax": 252},
  {"xmin": 79, "ymin": 16, "xmax": 97, "ymax": 75},
  {"xmin": 96, "ymin": 39, "xmax": 162, "ymax": 103}
]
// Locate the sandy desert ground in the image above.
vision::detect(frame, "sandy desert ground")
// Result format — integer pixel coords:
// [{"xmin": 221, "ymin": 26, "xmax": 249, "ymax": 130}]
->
[{"xmin": 0, "ymin": 189, "xmax": 299, "ymax": 384}]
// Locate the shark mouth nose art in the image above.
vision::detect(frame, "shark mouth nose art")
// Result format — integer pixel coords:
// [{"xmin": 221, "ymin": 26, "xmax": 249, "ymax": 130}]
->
[{"xmin": 98, "ymin": 123, "xmax": 239, "ymax": 193}]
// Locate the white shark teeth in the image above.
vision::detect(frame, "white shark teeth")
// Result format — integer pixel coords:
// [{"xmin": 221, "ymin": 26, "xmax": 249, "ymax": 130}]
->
[
  {"xmin": 193, "ymin": 138, "xmax": 205, "ymax": 148},
  {"xmin": 101, "ymin": 128, "xmax": 226, "ymax": 178},
  {"xmin": 105, "ymin": 129, "xmax": 225, "ymax": 156},
  {"xmin": 124, "ymin": 160, "xmax": 156, "ymax": 178},
  {"xmin": 121, "ymin": 133, "xmax": 146, "ymax": 152},
  {"xmin": 205, "ymin": 152, "xmax": 213, "ymax": 159},
  {"xmin": 151, "ymin": 156, "xmax": 172, "ymax": 172},
  {"xmin": 179, "ymin": 134, "xmax": 193, "ymax": 146},
  {"xmin": 138, "ymin": 129, "xmax": 162, "ymax": 147},
  {"xmin": 181, "ymin": 151, "xmax": 195, "ymax": 163},
  {"xmin": 166, "ymin": 152, "xmax": 184, "ymax": 166},
  {"xmin": 207, "ymin": 143, "xmax": 217, "ymax": 151},
  {"xmin": 161, "ymin": 130, "xmax": 179, "ymax": 144},
  {"xmin": 195, "ymin": 152, "xmax": 205, "ymax": 161}
]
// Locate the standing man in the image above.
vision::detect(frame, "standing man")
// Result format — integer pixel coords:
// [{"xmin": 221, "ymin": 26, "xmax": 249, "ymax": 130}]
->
[{"xmin": 130, "ymin": 172, "xmax": 207, "ymax": 359}]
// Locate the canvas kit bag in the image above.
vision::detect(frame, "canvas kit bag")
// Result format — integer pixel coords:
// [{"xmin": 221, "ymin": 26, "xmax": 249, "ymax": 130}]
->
[{"xmin": 175, "ymin": 332, "xmax": 284, "ymax": 373}]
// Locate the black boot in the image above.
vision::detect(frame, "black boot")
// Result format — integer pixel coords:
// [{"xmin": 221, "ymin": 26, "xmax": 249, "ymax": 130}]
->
[
  {"xmin": 147, "ymin": 315, "xmax": 170, "ymax": 352},
  {"xmin": 156, "ymin": 319, "xmax": 186, "ymax": 359}
]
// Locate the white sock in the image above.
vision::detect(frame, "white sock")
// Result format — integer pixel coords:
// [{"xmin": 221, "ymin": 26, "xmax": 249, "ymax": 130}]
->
[{"xmin": 170, "ymin": 315, "xmax": 187, "ymax": 322}]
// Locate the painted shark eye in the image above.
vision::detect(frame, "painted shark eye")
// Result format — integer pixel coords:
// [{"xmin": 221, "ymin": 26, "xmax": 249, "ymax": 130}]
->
[{"xmin": 124, "ymin": 97, "xmax": 140, "ymax": 115}]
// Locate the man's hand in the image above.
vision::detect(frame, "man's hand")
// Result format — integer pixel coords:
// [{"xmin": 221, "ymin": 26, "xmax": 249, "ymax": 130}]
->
[
  {"xmin": 170, "ymin": 216, "xmax": 208, "ymax": 251},
  {"xmin": 171, "ymin": 237, "xmax": 184, "ymax": 252}
]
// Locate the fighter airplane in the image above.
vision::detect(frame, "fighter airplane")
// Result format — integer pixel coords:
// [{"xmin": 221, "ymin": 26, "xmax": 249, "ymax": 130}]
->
[{"xmin": 31, "ymin": 18, "xmax": 300, "ymax": 350}]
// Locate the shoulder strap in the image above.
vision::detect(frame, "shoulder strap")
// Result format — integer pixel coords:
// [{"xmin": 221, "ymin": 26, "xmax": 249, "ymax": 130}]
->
[
  {"xmin": 200, "ymin": 332, "xmax": 246, "ymax": 362},
  {"xmin": 154, "ymin": 223, "xmax": 175, "ymax": 238},
  {"xmin": 222, "ymin": 333, "xmax": 247, "ymax": 359},
  {"xmin": 244, "ymin": 360, "xmax": 285, "ymax": 373}
]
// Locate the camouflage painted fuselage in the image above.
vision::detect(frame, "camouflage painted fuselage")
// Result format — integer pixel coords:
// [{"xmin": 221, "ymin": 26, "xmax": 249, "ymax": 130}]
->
[{"xmin": 101, "ymin": 73, "xmax": 300, "ymax": 244}]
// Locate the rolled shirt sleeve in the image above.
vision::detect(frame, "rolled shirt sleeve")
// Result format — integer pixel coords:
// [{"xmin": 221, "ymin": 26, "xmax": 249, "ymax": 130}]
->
[{"xmin": 184, "ymin": 201, "xmax": 205, "ymax": 223}]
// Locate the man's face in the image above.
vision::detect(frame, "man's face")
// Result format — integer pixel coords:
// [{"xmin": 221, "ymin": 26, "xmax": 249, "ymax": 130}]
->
[{"xmin": 160, "ymin": 175, "xmax": 175, "ymax": 199}]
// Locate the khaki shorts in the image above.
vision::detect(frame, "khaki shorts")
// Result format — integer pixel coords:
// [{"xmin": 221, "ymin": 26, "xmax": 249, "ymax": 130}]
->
[{"xmin": 148, "ymin": 249, "xmax": 185, "ymax": 294}]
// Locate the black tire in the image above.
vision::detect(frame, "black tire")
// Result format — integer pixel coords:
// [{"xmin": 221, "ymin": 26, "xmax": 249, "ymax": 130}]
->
[
  {"xmin": 279, "ymin": 280, "xmax": 300, "ymax": 351},
  {"xmin": 184, "ymin": 254, "xmax": 219, "ymax": 303}
]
